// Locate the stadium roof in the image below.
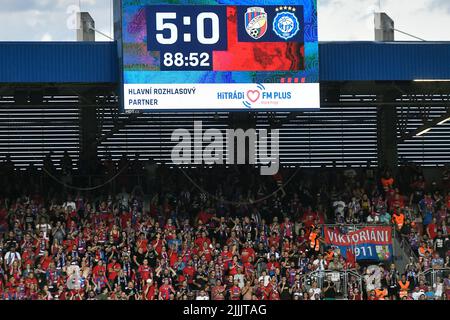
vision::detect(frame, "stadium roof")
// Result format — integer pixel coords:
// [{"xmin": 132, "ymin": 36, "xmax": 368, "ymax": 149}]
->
[{"xmin": 0, "ymin": 41, "xmax": 450, "ymax": 83}]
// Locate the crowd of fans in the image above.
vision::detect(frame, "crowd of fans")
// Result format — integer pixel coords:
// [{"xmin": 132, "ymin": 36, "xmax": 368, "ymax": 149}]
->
[{"xmin": 0, "ymin": 157, "xmax": 449, "ymax": 300}]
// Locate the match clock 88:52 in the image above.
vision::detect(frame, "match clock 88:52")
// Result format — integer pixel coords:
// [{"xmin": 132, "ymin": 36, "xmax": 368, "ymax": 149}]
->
[{"xmin": 146, "ymin": 5, "xmax": 228, "ymax": 71}]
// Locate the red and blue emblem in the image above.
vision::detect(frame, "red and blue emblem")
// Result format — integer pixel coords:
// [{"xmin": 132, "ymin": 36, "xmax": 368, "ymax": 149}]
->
[{"xmin": 244, "ymin": 7, "xmax": 268, "ymax": 40}]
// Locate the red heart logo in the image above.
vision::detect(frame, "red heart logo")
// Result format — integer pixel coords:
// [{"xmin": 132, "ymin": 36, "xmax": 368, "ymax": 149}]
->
[{"xmin": 247, "ymin": 90, "xmax": 260, "ymax": 103}]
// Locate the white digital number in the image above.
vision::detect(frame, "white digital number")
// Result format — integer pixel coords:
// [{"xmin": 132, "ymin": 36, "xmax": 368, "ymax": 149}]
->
[
  {"xmin": 163, "ymin": 52, "xmax": 174, "ymax": 67},
  {"xmin": 200, "ymin": 53, "xmax": 210, "ymax": 66},
  {"xmin": 174, "ymin": 53, "xmax": 184, "ymax": 67},
  {"xmin": 155, "ymin": 12, "xmax": 220, "ymax": 45},
  {"xmin": 156, "ymin": 12, "xmax": 178, "ymax": 45},
  {"xmin": 189, "ymin": 53, "xmax": 199, "ymax": 67},
  {"xmin": 196, "ymin": 12, "xmax": 220, "ymax": 45},
  {"xmin": 162, "ymin": 52, "xmax": 210, "ymax": 68}
]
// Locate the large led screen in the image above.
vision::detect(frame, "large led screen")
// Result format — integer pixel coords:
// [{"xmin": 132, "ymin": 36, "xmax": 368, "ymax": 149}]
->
[{"xmin": 121, "ymin": 0, "xmax": 319, "ymax": 111}]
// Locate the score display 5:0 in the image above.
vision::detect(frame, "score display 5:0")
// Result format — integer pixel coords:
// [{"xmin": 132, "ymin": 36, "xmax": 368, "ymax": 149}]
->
[
  {"xmin": 163, "ymin": 52, "xmax": 210, "ymax": 68},
  {"xmin": 156, "ymin": 12, "xmax": 220, "ymax": 45}
]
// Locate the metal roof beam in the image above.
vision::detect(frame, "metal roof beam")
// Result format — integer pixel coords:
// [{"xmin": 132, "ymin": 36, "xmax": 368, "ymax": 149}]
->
[
  {"xmin": 398, "ymin": 107, "xmax": 450, "ymax": 142},
  {"xmin": 95, "ymin": 113, "xmax": 140, "ymax": 145}
]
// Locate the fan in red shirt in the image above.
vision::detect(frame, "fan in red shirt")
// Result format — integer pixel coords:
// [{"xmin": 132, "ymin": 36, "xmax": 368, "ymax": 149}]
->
[
  {"xmin": 199, "ymin": 242, "xmax": 213, "ymax": 263},
  {"xmin": 255, "ymin": 280, "xmax": 267, "ymax": 300},
  {"xmin": 389, "ymin": 193, "xmax": 405, "ymax": 211},
  {"xmin": 194, "ymin": 231, "xmax": 212, "ymax": 250},
  {"xmin": 136, "ymin": 233, "xmax": 148, "ymax": 253},
  {"xmin": 164, "ymin": 219, "xmax": 177, "ymax": 233},
  {"xmin": 282, "ymin": 238, "xmax": 291, "ymax": 253},
  {"xmin": 34, "ymin": 234, "xmax": 49, "ymax": 257},
  {"xmin": 143, "ymin": 279, "xmax": 157, "ymax": 300},
  {"xmin": 437, "ymin": 208, "xmax": 447, "ymax": 224},
  {"xmin": 158, "ymin": 278, "xmax": 175, "ymax": 300},
  {"xmin": 92, "ymin": 260, "xmax": 106, "ymax": 278},
  {"xmin": 151, "ymin": 233, "xmax": 165, "ymax": 255},
  {"xmin": 426, "ymin": 218, "xmax": 438, "ymax": 240},
  {"xmin": 281, "ymin": 217, "xmax": 294, "ymax": 239},
  {"xmin": 25, "ymin": 273, "xmax": 38, "ymax": 292},
  {"xmin": 168, "ymin": 246, "xmax": 179, "ymax": 267},
  {"xmin": 228, "ymin": 256, "xmax": 243, "ymax": 276},
  {"xmin": 107, "ymin": 258, "xmax": 121, "ymax": 282},
  {"xmin": 269, "ymin": 287, "xmax": 280, "ymax": 300},
  {"xmin": 302, "ymin": 207, "xmax": 318, "ymax": 229},
  {"xmin": 221, "ymin": 245, "xmax": 233, "ymax": 271},
  {"xmin": 0, "ymin": 206, "xmax": 7, "ymax": 232},
  {"xmin": 267, "ymin": 255, "xmax": 280, "ymax": 276},
  {"xmin": 229, "ymin": 280, "xmax": 241, "ymax": 300},
  {"xmin": 197, "ymin": 209, "xmax": 214, "ymax": 225},
  {"xmin": 120, "ymin": 211, "xmax": 132, "ymax": 229},
  {"xmin": 5, "ymin": 278, "xmax": 17, "ymax": 298},
  {"xmin": 62, "ymin": 237, "xmax": 75, "ymax": 253},
  {"xmin": 55, "ymin": 286, "xmax": 67, "ymax": 300},
  {"xmin": 243, "ymin": 256, "xmax": 255, "ymax": 278},
  {"xmin": 22, "ymin": 249, "xmax": 35, "ymax": 268},
  {"xmin": 40, "ymin": 251, "xmax": 53, "ymax": 271},
  {"xmin": 381, "ymin": 172, "xmax": 395, "ymax": 191},
  {"xmin": 138, "ymin": 259, "xmax": 153, "ymax": 283},
  {"xmin": 240, "ymin": 242, "xmax": 256, "ymax": 264},
  {"xmin": 296, "ymin": 228, "xmax": 309, "ymax": 252},
  {"xmin": 265, "ymin": 277, "xmax": 279, "ymax": 300},
  {"xmin": 268, "ymin": 233, "xmax": 280, "ymax": 249},
  {"xmin": 182, "ymin": 261, "xmax": 196, "ymax": 286},
  {"xmin": 211, "ymin": 280, "xmax": 226, "ymax": 300}
]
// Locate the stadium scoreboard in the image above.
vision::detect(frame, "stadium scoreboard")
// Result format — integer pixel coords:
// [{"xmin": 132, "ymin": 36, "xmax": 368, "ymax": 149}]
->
[{"xmin": 121, "ymin": 0, "xmax": 319, "ymax": 112}]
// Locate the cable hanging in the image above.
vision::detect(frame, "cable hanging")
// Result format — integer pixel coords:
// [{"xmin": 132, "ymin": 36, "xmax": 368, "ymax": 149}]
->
[{"xmin": 393, "ymin": 28, "xmax": 426, "ymax": 42}]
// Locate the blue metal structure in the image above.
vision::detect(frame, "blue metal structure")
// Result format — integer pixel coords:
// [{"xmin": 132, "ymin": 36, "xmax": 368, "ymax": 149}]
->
[
  {"xmin": 0, "ymin": 42, "xmax": 118, "ymax": 83},
  {"xmin": 319, "ymin": 42, "xmax": 450, "ymax": 81},
  {"xmin": 0, "ymin": 41, "xmax": 450, "ymax": 83}
]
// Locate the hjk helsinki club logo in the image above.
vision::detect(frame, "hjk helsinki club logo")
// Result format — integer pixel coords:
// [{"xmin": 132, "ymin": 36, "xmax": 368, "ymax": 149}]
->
[
  {"xmin": 245, "ymin": 7, "xmax": 268, "ymax": 40},
  {"xmin": 273, "ymin": 6, "xmax": 300, "ymax": 40}
]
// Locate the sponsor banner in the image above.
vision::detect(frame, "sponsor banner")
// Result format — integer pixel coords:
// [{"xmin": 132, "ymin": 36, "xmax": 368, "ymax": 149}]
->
[{"xmin": 124, "ymin": 83, "xmax": 320, "ymax": 110}]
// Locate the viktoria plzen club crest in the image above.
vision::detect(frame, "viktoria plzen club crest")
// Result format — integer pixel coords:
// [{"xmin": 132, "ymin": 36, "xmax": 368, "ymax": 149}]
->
[{"xmin": 245, "ymin": 7, "xmax": 268, "ymax": 39}]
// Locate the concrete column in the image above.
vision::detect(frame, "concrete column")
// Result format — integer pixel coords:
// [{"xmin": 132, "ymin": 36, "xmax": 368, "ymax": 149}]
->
[
  {"xmin": 375, "ymin": 12, "xmax": 394, "ymax": 41},
  {"xmin": 79, "ymin": 102, "xmax": 98, "ymax": 174},
  {"xmin": 375, "ymin": 13, "xmax": 397, "ymax": 174},
  {"xmin": 76, "ymin": 12, "xmax": 97, "ymax": 172},
  {"xmin": 377, "ymin": 90, "xmax": 399, "ymax": 174},
  {"xmin": 77, "ymin": 12, "xmax": 95, "ymax": 42},
  {"xmin": 377, "ymin": 106, "xmax": 398, "ymax": 172}
]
